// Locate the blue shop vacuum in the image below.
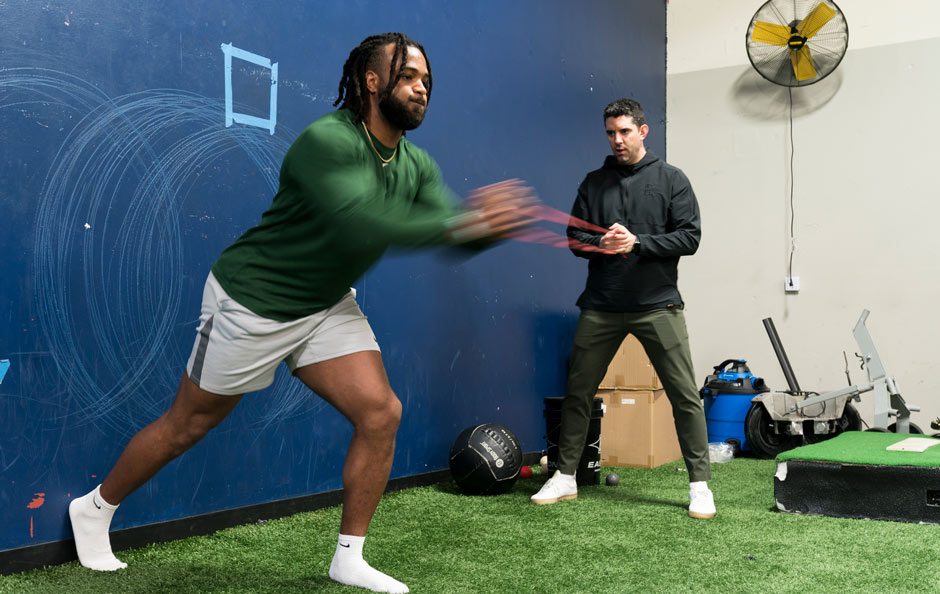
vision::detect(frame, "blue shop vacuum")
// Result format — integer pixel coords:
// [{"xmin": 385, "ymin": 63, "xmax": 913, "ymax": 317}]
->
[{"xmin": 700, "ymin": 359, "xmax": 769, "ymax": 453}]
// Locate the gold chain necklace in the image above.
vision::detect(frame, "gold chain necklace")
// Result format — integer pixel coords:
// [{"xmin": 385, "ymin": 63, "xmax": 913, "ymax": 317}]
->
[{"xmin": 362, "ymin": 120, "xmax": 397, "ymax": 164}]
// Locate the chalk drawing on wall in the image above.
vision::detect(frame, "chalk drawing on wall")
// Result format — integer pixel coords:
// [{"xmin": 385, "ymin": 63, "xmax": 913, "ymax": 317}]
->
[
  {"xmin": 221, "ymin": 43, "xmax": 278, "ymax": 135},
  {"xmin": 0, "ymin": 66, "xmax": 321, "ymax": 436}
]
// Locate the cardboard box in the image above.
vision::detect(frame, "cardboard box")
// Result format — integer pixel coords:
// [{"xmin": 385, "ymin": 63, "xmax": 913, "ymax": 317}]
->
[
  {"xmin": 599, "ymin": 335, "xmax": 661, "ymax": 389},
  {"xmin": 598, "ymin": 388, "xmax": 683, "ymax": 469}
]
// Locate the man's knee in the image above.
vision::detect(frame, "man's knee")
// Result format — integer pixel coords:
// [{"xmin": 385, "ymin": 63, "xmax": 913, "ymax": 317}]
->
[
  {"xmin": 162, "ymin": 375, "xmax": 241, "ymax": 457},
  {"xmin": 162, "ymin": 412, "xmax": 219, "ymax": 457},
  {"xmin": 356, "ymin": 390, "xmax": 402, "ymax": 436}
]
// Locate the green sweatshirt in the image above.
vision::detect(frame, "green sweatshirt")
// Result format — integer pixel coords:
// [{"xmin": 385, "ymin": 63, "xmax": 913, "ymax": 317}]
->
[{"xmin": 211, "ymin": 108, "xmax": 459, "ymax": 321}]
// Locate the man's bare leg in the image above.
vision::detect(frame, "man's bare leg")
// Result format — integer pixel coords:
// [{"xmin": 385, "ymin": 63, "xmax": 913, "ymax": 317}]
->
[
  {"xmin": 294, "ymin": 351, "xmax": 407, "ymax": 593},
  {"xmin": 69, "ymin": 373, "xmax": 242, "ymax": 570}
]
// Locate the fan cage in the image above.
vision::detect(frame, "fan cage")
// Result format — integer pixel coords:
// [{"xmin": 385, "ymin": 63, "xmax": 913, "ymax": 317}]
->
[{"xmin": 746, "ymin": 0, "xmax": 848, "ymax": 87}]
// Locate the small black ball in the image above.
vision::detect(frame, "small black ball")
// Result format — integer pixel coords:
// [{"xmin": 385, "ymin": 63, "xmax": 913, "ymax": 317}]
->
[{"xmin": 605, "ymin": 472, "xmax": 620, "ymax": 486}]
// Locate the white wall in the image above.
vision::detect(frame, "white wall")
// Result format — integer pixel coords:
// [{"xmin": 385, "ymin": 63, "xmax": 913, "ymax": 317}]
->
[{"xmin": 667, "ymin": 0, "xmax": 940, "ymax": 430}]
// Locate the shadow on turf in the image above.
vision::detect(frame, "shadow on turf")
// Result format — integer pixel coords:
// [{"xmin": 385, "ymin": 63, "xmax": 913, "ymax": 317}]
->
[
  {"xmin": 434, "ymin": 479, "xmax": 686, "ymax": 511},
  {"xmin": 60, "ymin": 562, "xmax": 337, "ymax": 594}
]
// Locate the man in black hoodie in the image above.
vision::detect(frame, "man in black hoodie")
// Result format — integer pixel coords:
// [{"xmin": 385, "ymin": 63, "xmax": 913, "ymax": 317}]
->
[{"xmin": 531, "ymin": 98, "xmax": 714, "ymax": 519}]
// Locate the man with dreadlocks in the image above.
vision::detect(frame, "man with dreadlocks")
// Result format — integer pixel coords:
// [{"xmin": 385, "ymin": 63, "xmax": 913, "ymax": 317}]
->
[{"xmin": 68, "ymin": 33, "xmax": 535, "ymax": 593}]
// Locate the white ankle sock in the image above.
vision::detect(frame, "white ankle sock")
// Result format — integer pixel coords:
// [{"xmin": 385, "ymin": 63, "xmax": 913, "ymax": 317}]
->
[
  {"xmin": 68, "ymin": 485, "xmax": 127, "ymax": 571},
  {"xmin": 329, "ymin": 534, "xmax": 408, "ymax": 593}
]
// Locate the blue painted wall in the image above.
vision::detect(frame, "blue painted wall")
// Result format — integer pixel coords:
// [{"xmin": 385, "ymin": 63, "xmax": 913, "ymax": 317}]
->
[{"xmin": 0, "ymin": 0, "xmax": 666, "ymax": 551}]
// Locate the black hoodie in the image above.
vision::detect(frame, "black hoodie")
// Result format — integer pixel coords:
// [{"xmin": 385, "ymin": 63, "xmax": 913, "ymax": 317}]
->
[{"xmin": 566, "ymin": 150, "xmax": 701, "ymax": 312}]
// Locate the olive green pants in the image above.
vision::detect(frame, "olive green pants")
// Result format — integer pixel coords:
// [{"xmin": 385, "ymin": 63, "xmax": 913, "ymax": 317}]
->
[{"xmin": 557, "ymin": 307, "xmax": 711, "ymax": 482}]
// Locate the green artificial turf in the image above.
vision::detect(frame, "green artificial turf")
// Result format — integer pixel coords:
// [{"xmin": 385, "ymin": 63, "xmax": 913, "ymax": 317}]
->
[
  {"xmin": 3, "ymin": 459, "xmax": 939, "ymax": 594},
  {"xmin": 778, "ymin": 431, "xmax": 940, "ymax": 467}
]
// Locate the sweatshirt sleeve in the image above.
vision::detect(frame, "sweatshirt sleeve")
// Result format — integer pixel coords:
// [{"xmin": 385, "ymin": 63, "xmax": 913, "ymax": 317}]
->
[
  {"xmin": 413, "ymin": 156, "xmax": 460, "ymax": 213},
  {"xmin": 567, "ymin": 178, "xmax": 605, "ymax": 260},
  {"xmin": 633, "ymin": 169, "xmax": 701, "ymax": 258},
  {"xmin": 286, "ymin": 123, "xmax": 458, "ymax": 248}
]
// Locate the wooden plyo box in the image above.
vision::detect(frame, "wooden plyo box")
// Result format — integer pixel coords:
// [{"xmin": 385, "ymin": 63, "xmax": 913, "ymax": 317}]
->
[{"xmin": 598, "ymin": 388, "xmax": 682, "ymax": 469}]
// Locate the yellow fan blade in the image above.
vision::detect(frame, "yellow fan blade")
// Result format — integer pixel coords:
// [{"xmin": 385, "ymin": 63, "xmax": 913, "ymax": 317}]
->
[
  {"xmin": 751, "ymin": 21, "xmax": 790, "ymax": 45},
  {"xmin": 790, "ymin": 45, "xmax": 818, "ymax": 81},
  {"xmin": 798, "ymin": 2, "xmax": 836, "ymax": 40}
]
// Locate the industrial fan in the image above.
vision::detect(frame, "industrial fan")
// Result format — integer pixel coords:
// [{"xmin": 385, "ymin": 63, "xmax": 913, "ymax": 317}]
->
[{"xmin": 746, "ymin": 0, "xmax": 848, "ymax": 87}]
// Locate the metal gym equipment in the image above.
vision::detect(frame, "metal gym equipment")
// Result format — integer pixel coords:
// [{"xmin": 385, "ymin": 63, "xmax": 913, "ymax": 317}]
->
[{"xmin": 745, "ymin": 309, "xmax": 921, "ymax": 458}]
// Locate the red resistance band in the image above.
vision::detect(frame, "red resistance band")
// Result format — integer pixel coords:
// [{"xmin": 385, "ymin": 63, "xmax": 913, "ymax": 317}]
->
[{"xmin": 512, "ymin": 205, "xmax": 621, "ymax": 255}]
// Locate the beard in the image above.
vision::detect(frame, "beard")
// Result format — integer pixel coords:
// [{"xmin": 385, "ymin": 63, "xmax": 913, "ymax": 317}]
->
[{"xmin": 379, "ymin": 93, "xmax": 426, "ymax": 131}]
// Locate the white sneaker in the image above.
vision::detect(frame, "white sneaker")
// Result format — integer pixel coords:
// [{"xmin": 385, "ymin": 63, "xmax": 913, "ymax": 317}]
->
[
  {"xmin": 531, "ymin": 470, "xmax": 578, "ymax": 505},
  {"xmin": 688, "ymin": 481, "xmax": 716, "ymax": 519}
]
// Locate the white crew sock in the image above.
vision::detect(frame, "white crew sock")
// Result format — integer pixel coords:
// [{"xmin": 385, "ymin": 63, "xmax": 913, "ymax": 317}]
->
[
  {"xmin": 68, "ymin": 485, "xmax": 127, "ymax": 571},
  {"xmin": 329, "ymin": 534, "xmax": 409, "ymax": 594}
]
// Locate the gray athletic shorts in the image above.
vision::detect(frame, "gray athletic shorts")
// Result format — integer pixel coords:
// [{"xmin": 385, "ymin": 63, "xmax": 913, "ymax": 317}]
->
[{"xmin": 185, "ymin": 272, "xmax": 380, "ymax": 395}]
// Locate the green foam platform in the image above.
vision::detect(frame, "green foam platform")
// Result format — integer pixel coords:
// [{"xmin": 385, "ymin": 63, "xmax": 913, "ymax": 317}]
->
[{"xmin": 774, "ymin": 432, "xmax": 940, "ymax": 524}]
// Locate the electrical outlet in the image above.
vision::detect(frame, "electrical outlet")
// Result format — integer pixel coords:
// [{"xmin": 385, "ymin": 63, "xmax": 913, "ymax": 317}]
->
[{"xmin": 785, "ymin": 276, "xmax": 800, "ymax": 293}]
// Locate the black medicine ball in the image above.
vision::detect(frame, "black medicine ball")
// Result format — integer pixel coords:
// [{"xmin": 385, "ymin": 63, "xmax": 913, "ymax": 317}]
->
[{"xmin": 449, "ymin": 423, "xmax": 522, "ymax": 495}]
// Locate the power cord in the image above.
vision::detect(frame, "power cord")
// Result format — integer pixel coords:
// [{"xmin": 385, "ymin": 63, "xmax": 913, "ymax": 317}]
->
[{"xmin": 788, "ymin": 86, "xmax": 796, "ymax": 283}]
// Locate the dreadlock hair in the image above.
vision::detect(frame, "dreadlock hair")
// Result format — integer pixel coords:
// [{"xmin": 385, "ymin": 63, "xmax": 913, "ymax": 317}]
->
[
  {"xmin": 334, "ymin": 32, "xmax": 433, "ymax": 124},
  {"xmin": 603, "ymin": 98, "xmax": 646, "ymax": 127}
]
